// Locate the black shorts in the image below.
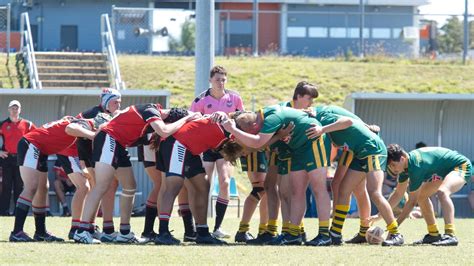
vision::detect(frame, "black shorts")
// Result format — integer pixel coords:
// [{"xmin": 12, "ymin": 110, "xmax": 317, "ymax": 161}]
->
[
  {"xmin": 17, "ymin": 138, "xmax": 48, "ymax": 172},
  {"xmin": 156, "ymin": 136, "xmax": 205, "ymax": 179},
  {"xmin": 61, "ymin": 180, "xmax": 76, "ymax": 193},
  {"xmin": 56, "ymin": 154, "xmax": 83, "ymax": 175},
  {"xmin": 77, "ymin": 138, "xmax": 93, "ymax": 168},
  {"xmin": 92, "ymin": 131, "xmax": 132, "ymax": 169},
  {"xmin": 202, "ymin": 149, "xmax": 224, "ymax": 162},
  {"xmin": 137, "ymin": 144, "xmax": 156, "ymax": 168}
]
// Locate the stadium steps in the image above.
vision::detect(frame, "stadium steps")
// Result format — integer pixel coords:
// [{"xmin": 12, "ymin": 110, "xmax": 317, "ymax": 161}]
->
[{"xmin": 35, "ymin": 52, "xmax": 111, "ymax": 89}]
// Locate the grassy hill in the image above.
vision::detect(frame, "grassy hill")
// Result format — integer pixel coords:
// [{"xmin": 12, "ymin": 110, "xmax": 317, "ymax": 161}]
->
[
  {"xmin": 118, "ymin": 55, "xmax": 474, "ymax": 109},
  {"xmin": 2, "ymin": 55, "xmax": 473, "ymax": 109}
]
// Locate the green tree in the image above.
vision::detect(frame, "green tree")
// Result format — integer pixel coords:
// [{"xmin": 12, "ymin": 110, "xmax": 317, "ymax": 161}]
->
[
  {"xmin": 168, "ymin": 18, "xmax": 195, "ymax": 53},
  {"xmin": 181, "ymin": 18, "xmax": 195, "ymax": 52},
  {"xmin": 438, "ymin": 16, "xmax": 463, "ymax": 53}
]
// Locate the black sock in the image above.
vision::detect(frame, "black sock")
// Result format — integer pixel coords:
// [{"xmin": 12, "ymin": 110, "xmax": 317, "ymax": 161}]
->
[
  {"xmin": 180, "ymin": 209, "xmax": 195, "ymax": 236},
  {"xmin": 196, "ymin": 224, "xmax": 209, "ymax": 237},
  {"xmin": 120, "ymin": 223, "xmax": 131, "ymax": 235},
  {"xmin": 34, "ymin": 213, "xmax": 46, "ymax": 235},
  {"xmin": 143, "ymin": 205, "xmax": 158, "ymax": 234},
  {"xmin": 158, "ymin": 212, "xmax": 170, "ymax": 234},
  {"xmin": 102, "ymin": 220, "xmax": 115, "ymax": 235},
  {"xmin": 78, "ymin": 221, "xmax": 93, "ymax": 234},
  {"xmin": 13, "ymin": 199, "xmax": 31, "ymax": 234},
  {"xmin": 214, "ymin": 198, "xmax": 229, "ymax": 231}
]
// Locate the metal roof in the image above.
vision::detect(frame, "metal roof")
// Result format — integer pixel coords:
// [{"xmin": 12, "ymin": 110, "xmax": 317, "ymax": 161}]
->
[
  {"xmin": 0, "ymin": 89, "xmax": 170, "ymax": 97},
  {"xmin": 346, "ymin": 92, "xmax": 474, "ymax": 101},
  {"xmin": 216, "ymin": 0, "xmax": 431, "ymax": 7}
]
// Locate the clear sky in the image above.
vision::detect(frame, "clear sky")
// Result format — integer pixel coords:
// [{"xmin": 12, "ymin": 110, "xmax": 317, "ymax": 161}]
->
[{"xmin": 419, "ymin": 0, "xmax": 473, "ymax": 25}]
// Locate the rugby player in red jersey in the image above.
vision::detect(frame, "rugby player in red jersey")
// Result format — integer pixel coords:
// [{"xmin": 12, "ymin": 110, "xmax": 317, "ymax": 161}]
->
[
  {"xmin": 154, "ymin": 115, "xmax": 243, "ymax": 245},
  {"xmin": 72, "ymin": 88, "xmax": 122, "ymax": 242},
  {"xmin": 9, "ymin": 115, "xmax": 103, "ymax": 242},
  {"xmin": 74, "ymin": 103, "xmax": 200, "ymax": 244}
]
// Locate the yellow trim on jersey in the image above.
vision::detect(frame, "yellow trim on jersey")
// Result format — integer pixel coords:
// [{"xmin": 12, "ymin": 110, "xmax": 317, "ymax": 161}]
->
[
  {"xmin": 270, "ymin": 152, "xmax": 277, "ymax": 166},
  {"xmin": 375, "ymin": 155, "xmax": 381, "ymax": 170},
  {"xmin": 253, "ymin": 152, "xmax": 258, "ymax": 172},
  {"xmin": 461, "ymin": 162, "xmax": 467, "ymax": 175},
  {"xmin": 312, "ymin": 140, "xmax": 323, "ymax": 168},
  {"xmin": 346, "ymin": 151, "xmax": 354, "ymax": 166},
  {"xmin": 320, "ymin": 137, "xmax": 328, "ymax": 167},
  {"xmin": 258, "ymin": 109, "xmax": 264, "ymax": 122},
  {"xmin": 368, "ymin": 156, "xmax": 374, "ymax": 172}
]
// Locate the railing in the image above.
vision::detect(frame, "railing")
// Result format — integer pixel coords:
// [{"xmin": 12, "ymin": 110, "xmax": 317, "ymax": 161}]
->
[
  {"xmin": 20, "ymin": 12, "xmax": 41, "ymax": 89},
  {"xmin": 101, "ymin": 13, "xmax": 125, "ymax": 90}
]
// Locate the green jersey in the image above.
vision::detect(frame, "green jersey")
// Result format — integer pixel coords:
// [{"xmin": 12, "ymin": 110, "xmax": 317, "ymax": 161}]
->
[
  {"xmin": 270, "ymin": 101, "xmax": 294, "ymax": 159},
  {"xmin": 279, "ymin": 101, "xmax": 293, "ymax": 108},
  {"xmin": 398, "ymin": 147, "xmax": 472, "ymax": 192},
  {"xmin": 317, "ymin": 111, "xmax": 385, "ymax": 159},
  {"xmin": 314, "ymin": 105, "xmax": 361, "ymax": 121},
  {"xmin": 261, "ymin": 105, "xmax": 321, "ymax": 151}
]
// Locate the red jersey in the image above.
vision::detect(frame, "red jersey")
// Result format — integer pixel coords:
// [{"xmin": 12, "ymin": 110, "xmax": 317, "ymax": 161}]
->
[
  {"xmin": 0, "ymin": 118, "xmax": 36, "ymax": 154},
  {"xmin": 57, "ymin": 106, "xmax": 106, "ymax": 157},
  {"xmin": 173, "ymin": 118, "xmax": 228, "ymax": 156},
  {"xmin": 24, "ymin": 117, "xmax": 93, "ymax": 155},
  {"xmin": 57, "ymin": 143, "xmax": 79, "ymax": 157},
  {"xmin": 102, "ymin": 104, "xmax": 162, "ymax": 147}
]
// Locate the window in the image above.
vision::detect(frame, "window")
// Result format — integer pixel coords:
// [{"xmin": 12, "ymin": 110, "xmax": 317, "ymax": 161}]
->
[
  {"xmin": 308, "ymin": 27, "xmax": 328, "ymax": 38},
  {"xmin": 225, "ymin": 19, "xmax": 253, "ymax": 47},
  {"xmin": 392, "ymin": 28, "xmax": 402, "ymax": 39},
  {"xmin": 287, "ymin": 27, "xmax": 306, "ymax": 38},
  {"xmin": 372, "ymin": 28, "xmax": 391, "ymax": 39},
  {"xmin": 347, "ymin": 28, "xmax": 369, "ymax": 39},
  {"xmin": 329, "ymin": 27, "xmax": 346, "ymax": 38}
]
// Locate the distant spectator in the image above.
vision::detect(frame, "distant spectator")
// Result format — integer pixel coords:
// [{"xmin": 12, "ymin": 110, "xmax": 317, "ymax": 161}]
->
[
  {"xmin": 0, "ymin": 100, "xmax": 36, "ymax": 216},
  {"xmin": 53, "ymin": 161, "xmax": 75, "ymax": 217}
]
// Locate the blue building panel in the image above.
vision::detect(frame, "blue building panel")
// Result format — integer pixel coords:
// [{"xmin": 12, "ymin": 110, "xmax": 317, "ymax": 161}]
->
[
  {"xmin": 11, "ymin": 0, "xmax": 149, "ymax": 51},
  {"xmin": 285, "ymin": 4, "xmax": 416, "ymax": 57}
]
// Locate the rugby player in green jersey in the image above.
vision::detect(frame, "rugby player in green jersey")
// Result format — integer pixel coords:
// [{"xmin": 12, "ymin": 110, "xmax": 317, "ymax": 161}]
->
[
  {"xmin": 249, "ymin": 81, "xmax": 319, "ymax": 245},
  {"xmin": 215, "ymin": 105, "xmax": 332, "ymax": 246},
  {"xmin": 382, "ymin": 144, "xmax": 472, "ymax": 246},
  {"xmin": 306, "ymin": 111, "xmax": 404, "ymax": 246},
  {"xmin": 312, "ymin": 105, "xmax": 379, "ymax": 244}
]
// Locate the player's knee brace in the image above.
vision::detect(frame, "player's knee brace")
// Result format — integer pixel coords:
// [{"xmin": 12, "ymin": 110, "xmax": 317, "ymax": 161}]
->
[{"xmin": 250, "ymin": 186, "xmax": 265, "ymax": 201}]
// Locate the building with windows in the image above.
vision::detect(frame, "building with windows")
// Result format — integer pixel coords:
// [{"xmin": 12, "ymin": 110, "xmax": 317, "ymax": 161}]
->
[
  {"xmin": 210, "ymin": 0, "xmax": 430, "ymax": 57},
  {"xmin": 4, "ymin": 0, "xmax": 430, "ymax": 57}
]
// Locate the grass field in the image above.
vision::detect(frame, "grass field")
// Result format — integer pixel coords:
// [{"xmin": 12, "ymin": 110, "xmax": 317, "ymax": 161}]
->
[{"xmin": 0, "ymin": 216, "xmax": 473, "ymax": 264}]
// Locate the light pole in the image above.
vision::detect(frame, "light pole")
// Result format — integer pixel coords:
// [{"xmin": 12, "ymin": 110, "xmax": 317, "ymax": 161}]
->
[{"xmin": 195, "ymin": 0, "xmax": 215, "ymax": 96}]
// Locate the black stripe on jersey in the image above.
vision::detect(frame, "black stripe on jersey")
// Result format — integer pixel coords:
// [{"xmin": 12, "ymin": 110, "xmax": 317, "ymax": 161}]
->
[{"xmin": 134, "ymin": 103, "xmax": 161, "ymax": 123}]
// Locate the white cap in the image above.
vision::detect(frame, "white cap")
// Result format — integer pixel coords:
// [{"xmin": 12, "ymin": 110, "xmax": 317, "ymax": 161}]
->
[
  {"xmin": 8, "ymin": 100, "xmax": 21, "ymax": 108},
  {"xmin": 100, "ymin": 88, "xmax": 121, "ymax": 112}
]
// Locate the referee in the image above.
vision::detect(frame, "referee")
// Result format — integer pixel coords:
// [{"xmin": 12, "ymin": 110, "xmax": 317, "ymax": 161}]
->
[{"xmin": 0, "ymin": 100, "xmax": 36, "ymax": 216}]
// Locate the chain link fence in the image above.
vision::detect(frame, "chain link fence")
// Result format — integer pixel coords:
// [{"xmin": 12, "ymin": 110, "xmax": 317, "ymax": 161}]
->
[
  {"xmin": 0, "ymin": 4, "xmax": 11, "ymax": 88},
  {"xmin": 112, "ymin": 7, "xmax": 194, "ymax": 55},
  {"xmin": 111, "ymin": 5, "xmax": 474, "ymax": 61},
  {"xmin": 0, "ymin": 4, "xmax": 10, "ymax": 56}
]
